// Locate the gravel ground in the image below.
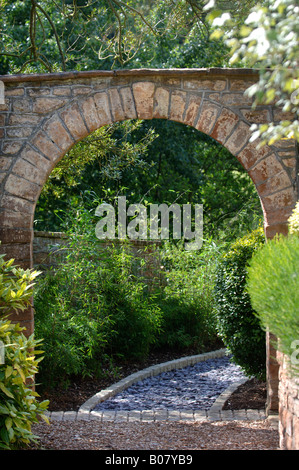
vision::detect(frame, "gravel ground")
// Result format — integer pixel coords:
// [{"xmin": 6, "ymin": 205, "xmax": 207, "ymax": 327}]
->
[
  {"xmin": 30, "ymin": 419, "xmax": 279, "ymax": 450},
  {"xmin": 28, "ymin": 351, "xmax": 279, "ymax": 451}
]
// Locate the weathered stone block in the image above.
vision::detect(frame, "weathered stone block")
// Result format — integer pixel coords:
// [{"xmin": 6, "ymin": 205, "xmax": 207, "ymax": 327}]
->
[
  {"xmin": 261, "ymin": 186, "xmax": 296, "ymax": 212},
  {"xmin": 153, "ymin": 87, "xmax": 169, "ymax": 119},
  {"xmin": 225, "ymin": 121, "xmax": 251, "ymax": 156},
  {"xmin": 12, "ymin": 158, "xmax": 43, "ymax": 185},
  {"xmin": 209, "ymin": 92, "xmax": 252, "ymax": 106},
  {"xmin": 196, "ymin": 101, "xmax": 220, "ymax": 135},
  {"xmin": 237, "ymin": 140, "xmax": 272, "ymax": 170},
  {"xmin": 260, "ymin": 205, "xmax": 294, "ymax": 226},
  {"xmin": 132, "ymin": 82, "xmax": 155, "ymax": 119},
  {"xmin": 8, "ymin": 113, "xmax": 41, "ymax": 126},
  {"xmin": 4, "ymin": 174, "xmax": 41, "ymax": 202},
  {"xmin": 4, "ymin": 87, "xmax": 24, "ymax": 97},
  {"xmin": 0, "ymin": 209, "xmax": 33, "ymax": 229},
  {"xmin": 241, "ymin": 108, "xmax": 270, "ymax": 124},
  {"xmin": 80, "ymin": 96, "xmax": 102, "ymax": 132},
  {"xmin": 0, "ymin": 155, "xmax": 13, "ymax": 171},
  {"xmin": 20, "ymin": 146, "xmax": 51, "ymax": 173},
  {"xmin": 1, "ymin": 194, "xmax": 35, "ymax": 214},
  {"xmin": 229, "ymin": 79, "xmax": 255, "ymax": 91},
  {"xmin": 72, "ymin": 86, "xmax": 92, "ymax": 96},
  {"xmin": 12, "ymin": 98, "xmax": 31, "ymax": 113},
  {"xmin": 60, "ymin": 103, "xmax": 89, "ymax": 141},
  {"xmin": 0, "ymin": 227, "xmax": 32, "ymax": 244},
  {"xmin": 43, "ymin": 116, "xmax": 74, "ymax": 153},
  {"xmin": 210, "ymin": 108, "xmax": 239, "ymax": 144},
  {"xmin": 32, "ymin": 97, "xmax": 66, "ymax": 114},
  {"xmin": 108, "ymin": 88, "xmax": 125, "ymax": 122},
  {"xmin": 169, "ymin": 90, "xmax": 186, "ymax": 122},
  {"xmin": 93, "ymin": 91, "xmax": 112, "ymax": 125},
  {"xmin": 53, "ymin": 86, "xmax": 72, "ymax": 96},
  {"xmin": 2, "ymin": 141, "xmax": 23, "ymax": 155},
  {"xmin": 32, "ymin": 130, "xmax": 61, "ymax": 161},
  {"xmin": 255, "ymin": 171, "xmax": 292, "ymax": 197},
  {"xmin": 183, "ymin": 79, "xmax": 226, "ymax": 91},
  {"xmin": 6, "ymin": 127, "xmax": 33, "ymax": 138},
  {"xmin": 184, "ymin": 94, "xmax": 202, "ymax": 127},
  {"xmin": 27, "ymin": 87, "xmax": 51, "ymax": 97},
  {"xmin": 119, "ymin": 87, "xmax": 137, "ymax": 120},
  {"xmin": 248, "ymin": 154, "xmax": 285, "ymax": 185}
]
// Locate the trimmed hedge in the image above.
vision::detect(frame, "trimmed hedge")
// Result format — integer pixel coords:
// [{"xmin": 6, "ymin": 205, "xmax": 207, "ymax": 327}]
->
[
  {"xmin": 214, "ymin": 227, "xmax": 266, "ymax": 379},
  {"xmin": 247, "ymin": 233, "xmax": 299, "ymax": 376}
]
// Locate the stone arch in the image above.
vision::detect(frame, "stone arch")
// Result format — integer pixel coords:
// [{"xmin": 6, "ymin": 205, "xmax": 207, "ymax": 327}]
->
[{"xmin": 0, "ymin": 69, "xmax": 297, "ymax": 413}]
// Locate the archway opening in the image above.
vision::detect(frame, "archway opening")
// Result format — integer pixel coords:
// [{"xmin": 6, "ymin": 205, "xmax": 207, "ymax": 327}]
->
[{"xmin": 31, "ymin": 115, "xmax": 265, "ymax": 411}]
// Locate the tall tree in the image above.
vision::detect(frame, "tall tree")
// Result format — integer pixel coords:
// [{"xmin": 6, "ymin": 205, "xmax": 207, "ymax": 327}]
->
[{"xmin": 0, "ymin": 0, "xmax": 256, "ymax": 74}]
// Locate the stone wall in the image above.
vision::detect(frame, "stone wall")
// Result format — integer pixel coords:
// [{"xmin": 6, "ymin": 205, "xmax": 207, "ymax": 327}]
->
[
  {"xmin": 0, "ymin": 67, "xmax": 297, "ymax": 429},
  {"xmin": 33, "ymin": 231, "xmax": 163, "ymax": 288},
  {"xmin": 277, "ymin": 351, "xmax": 299, "ymax": 450},
  {"xmin": 33, "ymin": 230, "xmax": 69, "ymax": 268}
]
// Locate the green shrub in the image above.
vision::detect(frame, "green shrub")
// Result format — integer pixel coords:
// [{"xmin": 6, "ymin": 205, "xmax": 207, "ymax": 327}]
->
[
  {"xmin": 154, "ymin": 240, "xmax": 221, "ymax": 351},
  {"xmin": 34, "ymin": 212, "xmax": 162, "ymax": 389},
  {"xmin": 0, "ymin": 252, "xmax": 48, "ymax": 449},
  {"xmin": 247, "ymin": 234, "xmax": 299, "ymax": 376},
  {"xmin": 214, "ymin": 227, "xmax": 266, "ymax": 379},
  {"xmin": 288, "ymin": 201, "xmax": 299, "ymax": 235},
  {"xmin": 0, "ymin": 319, "xmax": 49, "ymax": 449},
  {"xmin": 0, "ymin": 253, "xmax": 41, "ymax": 316}
]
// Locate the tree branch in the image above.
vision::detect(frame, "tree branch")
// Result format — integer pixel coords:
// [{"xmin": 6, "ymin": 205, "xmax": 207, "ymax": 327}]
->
[{"xmin": 34, "ymin": 0, "xmax": 67, "ymax": 71}]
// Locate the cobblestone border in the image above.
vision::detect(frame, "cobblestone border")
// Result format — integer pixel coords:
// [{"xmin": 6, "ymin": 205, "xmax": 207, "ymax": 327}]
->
[{"xmin": 43, "ymin": 348, "xmax": 275, "ymax": 424}]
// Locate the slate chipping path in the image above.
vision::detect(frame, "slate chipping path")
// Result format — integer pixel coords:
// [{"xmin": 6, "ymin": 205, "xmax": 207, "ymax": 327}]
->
[{"xmin": 45, "ymin": 349, "xmax": 269, "ymax": 423}]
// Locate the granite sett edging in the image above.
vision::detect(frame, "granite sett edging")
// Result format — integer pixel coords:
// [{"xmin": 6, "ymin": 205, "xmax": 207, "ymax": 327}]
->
[
  {"xmin": 78, "ymin": 348, "xmax": 228, "ymax": 415},
  {"xmin": 43, "ymin": 348, "xmax": 277, "ymax": 425}
]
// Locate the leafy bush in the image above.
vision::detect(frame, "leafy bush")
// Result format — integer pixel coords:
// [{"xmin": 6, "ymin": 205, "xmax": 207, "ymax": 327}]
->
[
  {"xmin": 247, "ymin": 234, "xmax": 299, "ymax": 376},
  {"xmin": 153, "ymin": 240, "xmax": 221, "ymax": 351},
  {"xmin": 0, "ymin": 320, "xmax": 49, "ymax": 449},
  {"xmin": 214, "ymin": 227, "xmax": 266, "ymax": 379},
  {"xmin": 0, "ymin": 252, "xmax": 48, "ymax": 449},
  {"xmin": 288, "ymin": 201, "xmax": 299, "ymax": 236},
  {"xmin": 34, "ymin": 209, "xmax": 162, "ymax": 389},
  {"xmin": 0, "ymin": 253, "xmax": 41, "ymax": 316}
]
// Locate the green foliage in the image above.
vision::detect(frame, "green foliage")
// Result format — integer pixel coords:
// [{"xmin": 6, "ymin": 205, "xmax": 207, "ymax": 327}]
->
[
  {"xmin": 247, "ymin": 234, "xmax": 299, "ymax": 376},
  {"xmin": 0, "ymin": 0, "xmax": 230, "ymax": 74},
  {"xmin": 0, "ymin": 254, "xmax": 48, "ymax": 450},
  {"xmin": 207, "ymin": 0, "xmax": 299, "ymax": 144},
  {"xmin": 33, "ymin": 206, "xmax": 162, "ymax": 388},
  {"xmin": 214, "ymin": 227, "xmax": 266, "ymax": 379},
  {"xmin": 33, "ymin": 199, "xmax": 228, "ymax": 388},
  {"xmin": 0, "ymin": 251, "xmax": 41, "ymax": 316},
  {"xmin": 154, "ymin": 240, "xmax": 222, "ymax": 351},
  {"xmin": 288, "ymin": 201, "xmax": 299, "ymax": 236},
  {"xmin": 0, "ymin": 320, "xmax": 49, "ymax": 449},
  {"xmin": 35, "ymin": 119, "xmax": 262, "ymax": 240}
]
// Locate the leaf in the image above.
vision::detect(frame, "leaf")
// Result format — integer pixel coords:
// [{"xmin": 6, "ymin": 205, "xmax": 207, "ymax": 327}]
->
[
  {"xmin": 14, "ymin": 364, "xmax": 26, "ymax": 383},
  {"xmin": 0, "ymin": 382, "xmax": 14, "ymax": 398},
  {"xmin": 240, "ymin": 25, "xmax": 252, "ymax": 37},
  {"xmin": 5, "ymin": 417, "xmax": 12, "ymax": 431},
  {"xmin": 5, "ymin": 366, "xmax": 13, "ymax": 379}
]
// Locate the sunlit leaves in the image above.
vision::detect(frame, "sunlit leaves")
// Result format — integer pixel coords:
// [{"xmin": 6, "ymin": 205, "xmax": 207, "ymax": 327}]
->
[
  {"xmin": 0, "ymin": 251, "xmax": 41, "ymax": 316},
  {"xmin": 0, "ymin": 255, "xmax": 48, "ymax": 449},
  {"xmin": 206, "ymin": 0, "xmax": 299, "ymax": 145}
]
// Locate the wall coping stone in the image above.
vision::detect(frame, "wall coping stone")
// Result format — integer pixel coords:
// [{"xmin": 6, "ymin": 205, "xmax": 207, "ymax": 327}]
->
[{"xmin": 0, "ymin": 67, "xmax": 260, "ymax": 84}]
